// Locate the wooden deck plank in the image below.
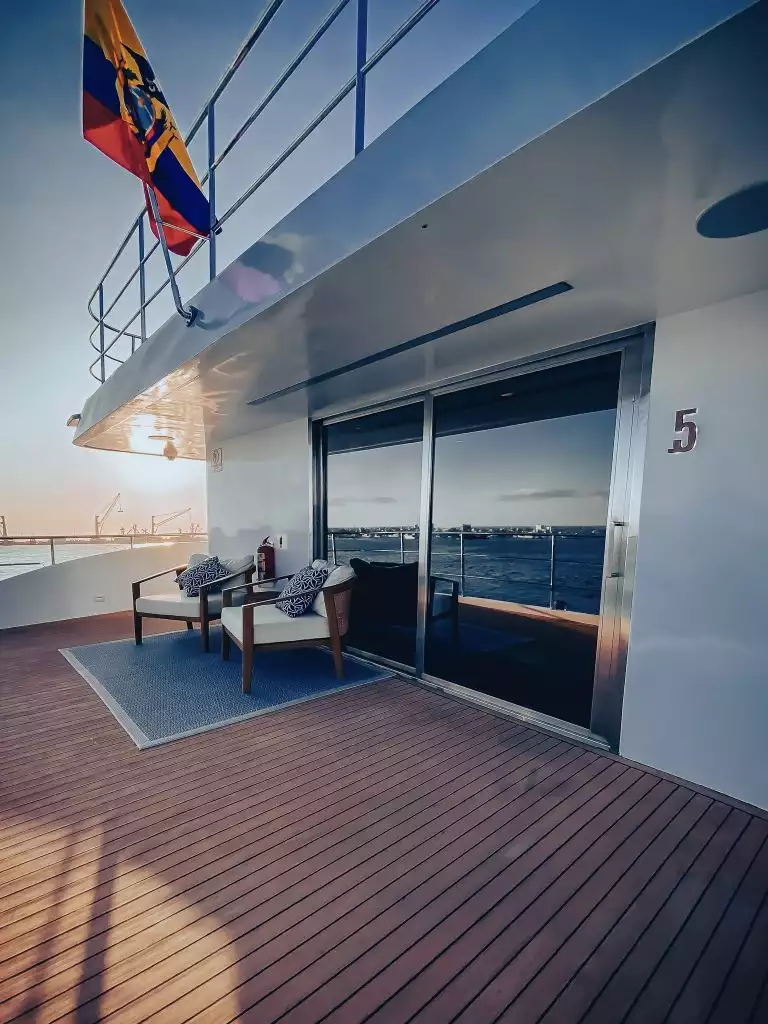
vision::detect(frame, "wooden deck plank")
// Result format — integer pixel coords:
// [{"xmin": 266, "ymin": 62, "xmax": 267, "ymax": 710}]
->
[
  {"xmin": 3, "ymin": 730, "xmax": 554, "ymax": 1016},
  {"xmin": 707, "ymin": 888, "xmax": 768, "ymax": 1023},
  {"xmin": 664, "ymin": 833, "xmax": 768, "ymax": 1024},
  {"xmin": 0, "ymin": 699, "xmax": 514, "ymax": 904},
  {"xmin": 104, "ymin": 752, "xmax": 603, "ymax": 1024},
  {"xmin": 217, "ymin": 763, "xmax": 642, "ymax": 1024},
  {"xmin": 1, "ymin": 612, "xmax": 767, "ymax": 1024},
  {"xmin": 419, "ymin": 792, "xmax": 713, "ymax": 1024},
  {"xmin": 578, "ymin": 807, "xmax": 751, "ymax": 1024},
  {"xmin": 18, "ymin": 735, "xmax": 567, "ymax": 1024},
  {"xmin": 317, "ymin": 778, "xmax": 679, "ymax": 1024},
  {"xmin": 0, "ymin": 713, "xmax": 535, "ymax": 957},
  {"xmin": 534, "ymin": 798, "xmax": 732, "ymax": 1024},
  {"xmin": 622, "ymin": 818, "xmax": 768, "ymax": 1024}
]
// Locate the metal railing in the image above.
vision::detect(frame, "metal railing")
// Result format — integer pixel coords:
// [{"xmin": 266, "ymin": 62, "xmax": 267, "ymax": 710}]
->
[
  {"xmin": 0, "ymin": 534, "xmax": 207, "ymax": 575},
  {"xmin": 87, "ymin": 0, "xmax": 443, "ymax": 383},
  {"xmin": 328, "ymin": 529, "xmax": 605, "ymax": 610}
]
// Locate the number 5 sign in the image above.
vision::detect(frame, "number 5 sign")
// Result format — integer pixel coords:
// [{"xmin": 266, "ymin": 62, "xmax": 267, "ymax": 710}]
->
[{"xmin": 668, "ymin": 408, "xmax": 698, "ymax": 454}]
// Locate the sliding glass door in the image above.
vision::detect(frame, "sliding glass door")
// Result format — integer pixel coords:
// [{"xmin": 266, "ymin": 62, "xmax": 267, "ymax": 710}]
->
[
  {"xmin": 424, "ymin": 354, "xmax": 621, "ymax": 727},
  {"xmin": 324, "ymin": 403, "xmax": 424, "ymax": 668},
  {"xmin": 318, "ymin": 336, "xmax": 650, "ymax": 743}
]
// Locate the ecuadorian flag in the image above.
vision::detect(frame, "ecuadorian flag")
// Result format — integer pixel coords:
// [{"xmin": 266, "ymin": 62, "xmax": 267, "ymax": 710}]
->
[{"xmin": 82, "ymin": 0, "xmax": 210, "ymax": 257}]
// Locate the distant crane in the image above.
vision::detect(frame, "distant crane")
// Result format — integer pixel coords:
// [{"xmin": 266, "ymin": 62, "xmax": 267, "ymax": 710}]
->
[
  {"xmin": 94, "ymin": 493, "xmax": 123, "ymax": 536},
  {"xmin": 151, "ymin": 508, "xmax": 191, "ymax": 535}
]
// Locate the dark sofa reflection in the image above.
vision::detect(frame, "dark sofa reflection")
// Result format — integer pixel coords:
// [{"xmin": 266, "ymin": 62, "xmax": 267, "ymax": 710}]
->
[{"xmin": 347, "ymin": 558, "xmax": 458, "ymax": 667}]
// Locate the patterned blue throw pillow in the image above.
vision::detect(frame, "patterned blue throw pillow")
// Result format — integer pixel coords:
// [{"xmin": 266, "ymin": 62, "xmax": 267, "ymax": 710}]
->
[
  {"xmin": 275, "ymin": 564, "xmax": 330, "ymax": 618},
  {"xmin": 176, "ymin": 553, "xmax": 211, "ymax": 591},
  {"xmin": 180, "ymin": 556, "xmax": 228, "ymax": 597}
]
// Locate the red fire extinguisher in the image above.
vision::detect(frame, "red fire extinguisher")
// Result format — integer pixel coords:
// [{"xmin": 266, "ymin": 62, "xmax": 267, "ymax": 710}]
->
[{"xmin": 257, "ymin": 537, "xmax": 276, "ymax": 581}]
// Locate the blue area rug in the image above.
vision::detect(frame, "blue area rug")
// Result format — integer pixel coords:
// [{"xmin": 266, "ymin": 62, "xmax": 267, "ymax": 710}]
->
[{"xmin": 61, "ymin": 628, "xmax": 390, "ymax": 749}]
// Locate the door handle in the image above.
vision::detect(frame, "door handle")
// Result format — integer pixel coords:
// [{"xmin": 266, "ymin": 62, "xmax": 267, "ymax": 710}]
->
[{"xmin": 608, "ymin": 521, "xmax": 625, "ymax": 579}]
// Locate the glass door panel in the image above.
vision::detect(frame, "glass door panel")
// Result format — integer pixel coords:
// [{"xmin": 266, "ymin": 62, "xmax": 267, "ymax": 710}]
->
[
  {"xmin": 425, "ymin": 354, "xmax": 621, "ymax": 727},
  {"xmin": 325, "ymin": 402, "xmax": 424, "ymax": 667}
]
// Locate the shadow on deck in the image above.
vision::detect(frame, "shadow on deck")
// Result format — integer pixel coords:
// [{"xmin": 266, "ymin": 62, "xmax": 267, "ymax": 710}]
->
[{"xmin": 1, "ymin": 612, "xmax": 767, "ymax": 1023}]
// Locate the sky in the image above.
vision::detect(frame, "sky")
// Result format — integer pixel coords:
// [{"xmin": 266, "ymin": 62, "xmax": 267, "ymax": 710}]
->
[
  {"xmin": 0, "ymin": 0, "xmax": 535, "ymax": 536},
  {"xmin": 328, "ymin": 409, "xmax": 618, "ymax": 529}
]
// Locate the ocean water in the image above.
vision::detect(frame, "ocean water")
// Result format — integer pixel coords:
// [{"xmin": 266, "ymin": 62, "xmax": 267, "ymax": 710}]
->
[{"xmin": 330, "ymin": 533, "xmax": 607, "ymax": 614}]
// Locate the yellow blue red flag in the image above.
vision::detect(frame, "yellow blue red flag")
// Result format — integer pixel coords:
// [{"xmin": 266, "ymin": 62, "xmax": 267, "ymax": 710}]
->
[{"xmin": 82, "ymin": 0, "xmax": 209, "ymax": 256}]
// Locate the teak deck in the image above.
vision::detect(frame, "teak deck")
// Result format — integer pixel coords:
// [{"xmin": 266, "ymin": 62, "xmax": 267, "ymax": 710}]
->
[{"xmin": 1, "ymin": 612, "xmax": 767, "ymax": 1023}]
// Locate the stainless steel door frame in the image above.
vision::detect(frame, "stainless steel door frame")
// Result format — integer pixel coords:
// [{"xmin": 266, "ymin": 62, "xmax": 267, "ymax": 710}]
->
[
  {"xmin": 415, "ymin": 394, "xmax": 435, "ymax": 678},
  {"xmin": 312, "ymin": 328, "xmax": 653, "ymax": 749},
  {"xmin": 590, "ymin": 328, "xmax": 654, "ymax": 747}
]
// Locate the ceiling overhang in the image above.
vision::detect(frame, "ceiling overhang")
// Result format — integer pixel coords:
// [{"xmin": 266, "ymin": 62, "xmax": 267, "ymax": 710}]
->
[{"xmin": 73, "ymin": 0, "xmax": 765, "ymax": 459}]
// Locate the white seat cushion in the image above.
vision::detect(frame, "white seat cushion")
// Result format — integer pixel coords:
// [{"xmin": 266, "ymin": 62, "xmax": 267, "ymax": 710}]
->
[
  {"xmin": 135, "ymin": 591, "xmax": 201, "ymax": 619},
  {"xmin": 221, "ymin": 603, "xmax": 331, "ymax": 646}
]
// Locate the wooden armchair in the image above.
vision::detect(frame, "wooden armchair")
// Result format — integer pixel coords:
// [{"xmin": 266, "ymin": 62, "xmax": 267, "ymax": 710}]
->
[
  {"xmin": 220, "ymin": 570, "xmax": 355, "ymax": 693},
  {"xmin": 132, "ymin": 560, "xmax": 255, "ymax": 652}
]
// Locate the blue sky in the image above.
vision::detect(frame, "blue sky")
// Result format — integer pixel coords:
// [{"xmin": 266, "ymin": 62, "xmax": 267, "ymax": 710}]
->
[
  {"xmin": 0, "ymin": 0, "xmax": 533, "ymax": 534},
  {"xmin": 328, "ymin": 409, "xmax": 617, "ymax": 528}
]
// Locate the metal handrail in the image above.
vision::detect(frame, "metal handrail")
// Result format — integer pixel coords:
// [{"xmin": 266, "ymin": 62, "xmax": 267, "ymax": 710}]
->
[
  {"xmin": 328, "ymin": 528, "xmax": 606, "ymax": 609},
  {"xmin": 0, "ymin": 533, "xmax": 208, "ymax": 570},
  {"xmin": 86, "ymin": 0, "xmax": 445, "ymax": 383}
]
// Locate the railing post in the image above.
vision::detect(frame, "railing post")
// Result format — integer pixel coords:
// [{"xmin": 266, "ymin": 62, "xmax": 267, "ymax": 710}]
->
[
  {"xmin": 400, "ymin": 530, "xmax": 405, "ymax": 564},
  {"xmin": 354, "ymin": 0, "xmax": 368, "ymax": 155},
  {"xmin": 138, "ymin": 216, "xmax": 147, "ymax": 346},
  {"xmin": 98, "ymin": 285, "xmax": 106, "ymax": 383},
  {"xmin": 207, "ymin": 103, "xmax": 217, "ymax": 280},
  {"xmin": 459, "ymin": 531, "xmax": 465, "ymax": 597},
  {"xmin": 330, "ymin": 532, "xmax": 337, "ymax": 563},
  {"xmin": 549, "ymin": 532, "xmax": 557, "ymax": 608},
  {"xmin": 49, "ymin": 538, "xmax": 56, "ymax": 566}
]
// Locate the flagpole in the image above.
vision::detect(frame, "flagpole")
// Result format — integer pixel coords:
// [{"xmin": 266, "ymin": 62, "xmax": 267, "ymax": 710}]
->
[{"xmin": 145, "ymin": 187, "xmax": 199, "ymax": 327}]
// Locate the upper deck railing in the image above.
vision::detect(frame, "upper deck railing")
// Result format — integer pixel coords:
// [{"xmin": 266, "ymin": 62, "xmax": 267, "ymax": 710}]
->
[{"xmin": 87, "ymin": 0, "xmax": 445, "ymax": 384}]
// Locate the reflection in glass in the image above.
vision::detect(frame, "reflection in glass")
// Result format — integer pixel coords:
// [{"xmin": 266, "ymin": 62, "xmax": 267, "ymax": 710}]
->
[
  {"xmin": 325, "ymin": 404, "xmax": 423, "ymax": 667},
  {"xmin": 425, "ymin": 355, "xmax": 621, "ymax": 727}
]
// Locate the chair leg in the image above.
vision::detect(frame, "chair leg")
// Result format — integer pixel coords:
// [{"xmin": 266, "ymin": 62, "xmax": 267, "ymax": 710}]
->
[
  {"xmin": 201, "ymin": 619, "xmax": 210, "ymax": 653},
  {"xmin": 186, "ymin": 620, "xmax": 194, "ymax": 631},
  {"xmin": 242, "ymin": 644, "xmax": 254, "ymax": 694},
  {"xmin": 330, "ymin": 636, "xmax": 344, "ymax": 680},
  {"xmin": 133, "ymin": 613, "xmax": 142, "ymax": 645},
  {"xmin": 221, "ymin": 628, "xmax": 231, "ymax": 661}
]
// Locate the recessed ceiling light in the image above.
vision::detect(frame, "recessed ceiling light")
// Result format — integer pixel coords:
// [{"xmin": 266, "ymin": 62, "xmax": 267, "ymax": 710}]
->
[
  {"xmin": 500, "ymin": 391, "xmax": 516, "ymax": 398},
  {"xmin": 697, "ymin": 181, "xmax": 768, "ymax": 238},
  {"xmin": 148, "ymin": 434, "xmax": 173, "ymax": 441}
]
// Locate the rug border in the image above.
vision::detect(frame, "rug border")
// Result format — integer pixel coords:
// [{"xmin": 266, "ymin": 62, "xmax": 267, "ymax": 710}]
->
[
  {"xmin": 60, "ymin": 647, "xmax": 152, "ymax": 748},
  {"xmin": 59, "ymin": 645, "xmax": 390, "ymax": 751}
]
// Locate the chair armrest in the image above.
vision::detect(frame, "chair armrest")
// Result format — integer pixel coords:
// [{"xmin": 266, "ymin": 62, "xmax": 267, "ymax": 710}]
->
[
  {"xmin": 132, "ymin": 565, "xmax": 187, "ymax": 601},
  {"xmin": 237, "ymin": 587, "xmax": 319, "ymax": 613}
]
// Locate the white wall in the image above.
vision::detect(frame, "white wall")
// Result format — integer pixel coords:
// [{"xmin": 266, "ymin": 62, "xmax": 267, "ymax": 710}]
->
[
  {"xmin": 206, "ymin": 419, "xmax": 311, "ymax": 578},
  {"xmin": 0, "ymin": 542, "xmax": 203, "ymax": 631},
  {"xmin": 621, "ymin": 289, "xmax": 768, "ymax": 810}
]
